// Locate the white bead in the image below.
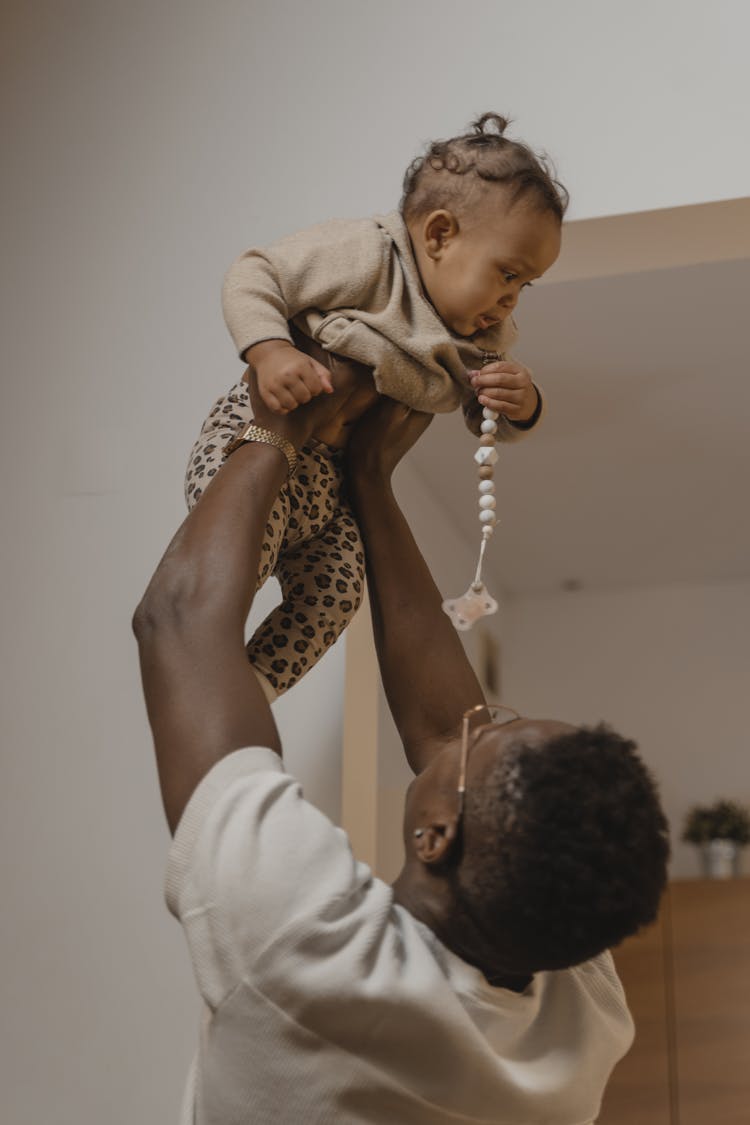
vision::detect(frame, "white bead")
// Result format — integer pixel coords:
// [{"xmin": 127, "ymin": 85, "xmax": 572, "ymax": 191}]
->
[
  {"xmin": 479, "ymin": 510, "xmax": 497, "ymax": 525},
  {"xmin": 474, "ymin": 446, "xmax": 498, "ymax": 467},
  {"xmin": 482, "ymin": 407, "xmax": 499, "ymax": 421},
  {"xmin": 480, "ymin": 419, "xmax": 498, "ymax": 435},
  {"xmin": 479, "ymin": 495, "xmax": 496, "ymax": 510},
  {"xmin": 478, "ymin": 479, "xmax": 495, "ymax": 494}
]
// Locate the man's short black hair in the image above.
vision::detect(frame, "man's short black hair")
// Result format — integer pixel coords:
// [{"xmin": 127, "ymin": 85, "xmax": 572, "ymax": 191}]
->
[{"xmin": 455, "ymin": 724, "xmax": 670, "ymax": 973}]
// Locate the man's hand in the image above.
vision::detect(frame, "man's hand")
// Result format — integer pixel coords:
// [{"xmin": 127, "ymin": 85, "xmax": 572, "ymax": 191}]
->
[
  {"xmin": 346, "ymin": 397, "xmax": 433, "ymax": 483},
  {"xmin": 247, "ymin": 340, "xmax": 334, "ymax": 415},
  {"xmin": 467, "ymin": 361, "xmax": 539, "ymax": 422}
]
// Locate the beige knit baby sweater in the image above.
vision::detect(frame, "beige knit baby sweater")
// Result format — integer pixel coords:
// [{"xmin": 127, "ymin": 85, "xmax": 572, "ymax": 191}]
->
[{"xmin": 222, "ymin": 211, "xmax": 543, "ymax": 439}]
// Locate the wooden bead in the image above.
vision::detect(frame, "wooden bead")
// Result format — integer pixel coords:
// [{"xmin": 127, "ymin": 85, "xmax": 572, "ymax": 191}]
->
[
  {"xmin": 478, "ymin": 465, "xmax": 494, "ymax": 480},
  {"xmin": 480, "ymin": 433, "xmax": 496, "ymax": 447}
]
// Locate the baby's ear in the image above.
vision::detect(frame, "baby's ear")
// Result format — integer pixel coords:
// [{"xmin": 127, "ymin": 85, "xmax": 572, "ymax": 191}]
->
[{"xmin": 423, "ymin": 210, "xmax": 459, "ymax": 256}]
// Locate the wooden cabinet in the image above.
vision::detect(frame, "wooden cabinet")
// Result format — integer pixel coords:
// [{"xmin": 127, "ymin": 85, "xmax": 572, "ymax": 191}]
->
[
  {"xmin": 597, "ymin": 912, "xmax": 673, "ymax": 1123},
  {"xmin": 598, "ymin": 878, "xmax": 750, "ymax": 1125}
]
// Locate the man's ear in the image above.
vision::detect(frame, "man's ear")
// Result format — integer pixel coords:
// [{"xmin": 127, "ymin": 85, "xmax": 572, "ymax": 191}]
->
[
  {"xmin": 422, "ymin": 210, "xmax": 459, "ymax": 260},
  {"xmin": 413, "ymin": 816, "xmax": 460, "ymax": 865}
]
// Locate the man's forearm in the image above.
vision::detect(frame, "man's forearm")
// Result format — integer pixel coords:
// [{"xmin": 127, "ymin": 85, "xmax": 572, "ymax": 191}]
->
[
  {"xmin": 350, "ymin": 475, "xmax": 484, "ymax": 773},
  {"xmin": 134, "ymin": 442, "xmax": 288, "ymax": 832}
]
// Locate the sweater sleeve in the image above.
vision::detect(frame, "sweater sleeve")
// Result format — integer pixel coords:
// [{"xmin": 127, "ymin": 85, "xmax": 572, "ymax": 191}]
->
[{"xmin": 222, "ymin": 217, "xmax": 390, "ymax": 361}]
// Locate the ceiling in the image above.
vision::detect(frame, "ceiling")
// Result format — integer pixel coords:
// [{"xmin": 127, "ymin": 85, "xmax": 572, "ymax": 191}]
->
[{"xmin": 409, "ymin": 236, "xmax": 750, "ymax": 597}]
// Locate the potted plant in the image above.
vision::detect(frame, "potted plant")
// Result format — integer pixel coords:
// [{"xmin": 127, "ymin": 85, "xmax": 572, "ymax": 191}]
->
[{"xmin": 682, "ymin": 800, "xmax": 750, "ymax": 879}]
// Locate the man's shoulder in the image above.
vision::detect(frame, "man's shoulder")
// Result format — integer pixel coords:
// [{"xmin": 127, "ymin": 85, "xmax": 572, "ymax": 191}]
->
[
  {"xmin": 166, "ymin": 745, "xmax": 386, "ymax": 939},
  {"xmin": 544, "ymin": 950, "xmax": 632, "ymax": 1025}
]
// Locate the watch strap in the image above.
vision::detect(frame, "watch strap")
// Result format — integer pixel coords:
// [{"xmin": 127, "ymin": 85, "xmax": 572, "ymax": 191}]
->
[{"xmin": 222, "ymin": 423, "xmax": 298, "ymax": 477}]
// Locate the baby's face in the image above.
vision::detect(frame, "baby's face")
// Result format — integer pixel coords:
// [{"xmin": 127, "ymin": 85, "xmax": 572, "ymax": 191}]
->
[{"xmin": 413, "ymin": 194, "xmax": 561, "ymax": 338}]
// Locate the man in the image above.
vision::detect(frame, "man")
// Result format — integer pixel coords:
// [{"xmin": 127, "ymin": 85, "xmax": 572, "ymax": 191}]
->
[{"xmin": 134, "ymin": 373, "xmax": 669, "ymax": 1124}]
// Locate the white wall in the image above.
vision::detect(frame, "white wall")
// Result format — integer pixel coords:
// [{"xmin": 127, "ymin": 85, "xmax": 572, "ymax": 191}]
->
[
  {"xmin": 501, "ymin": 579, "xmax": 750, "ymax": 879},
  {"xmin": 3, "ymin": 1, "xmax": 749, "ymax": 1121}
]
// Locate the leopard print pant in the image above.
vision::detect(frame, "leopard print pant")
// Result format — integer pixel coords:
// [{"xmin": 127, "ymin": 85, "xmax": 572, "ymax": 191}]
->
[{"xmin": 185, "ymin": 379, "xmax": 365, "ymax": 698}]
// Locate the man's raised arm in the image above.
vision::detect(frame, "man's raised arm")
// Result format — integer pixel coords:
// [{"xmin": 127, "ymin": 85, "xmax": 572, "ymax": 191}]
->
[
  {"xmin": 347, "ymin": 401, "xmax": 485, "ymax": 775},
  {"xmin": 133, "ymin": 379, "xmax": 339, "ymax": 835}
]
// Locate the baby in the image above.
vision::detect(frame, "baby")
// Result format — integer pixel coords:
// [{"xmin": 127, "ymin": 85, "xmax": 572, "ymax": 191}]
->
[{"xmin": 185, "ymin": 112, "xmax": 567, "ymax": 700}]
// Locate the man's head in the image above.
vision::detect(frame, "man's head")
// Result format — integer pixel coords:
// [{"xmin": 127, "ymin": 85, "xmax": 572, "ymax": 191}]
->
[
  {"xmin": 401, "ymin": 113, "xmax": 567, "ymax": 338},
  {"xmin": 400, "ymin": 716, "xmax": 670, "ymax": 977}
]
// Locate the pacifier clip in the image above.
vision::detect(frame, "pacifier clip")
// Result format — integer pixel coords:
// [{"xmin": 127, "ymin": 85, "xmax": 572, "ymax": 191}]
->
[{"xmin": 442, "ymin": 356, "xmax": 502, "ymax": 631}]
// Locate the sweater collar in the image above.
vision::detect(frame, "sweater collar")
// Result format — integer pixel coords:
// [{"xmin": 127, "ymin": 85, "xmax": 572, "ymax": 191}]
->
[{"xmin": 375, "ymin": 210, "xmax": 517, "ymax": 356}]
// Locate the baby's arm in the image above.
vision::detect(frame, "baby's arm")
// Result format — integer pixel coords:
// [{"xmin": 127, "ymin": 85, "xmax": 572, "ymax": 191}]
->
[
  {"xmin": 222, "ymin": 217, "xmax": 387, "ymax": 415},
  {"xmin": 222, "ymin": 216, "xmax": 388, "ymax": 400}
]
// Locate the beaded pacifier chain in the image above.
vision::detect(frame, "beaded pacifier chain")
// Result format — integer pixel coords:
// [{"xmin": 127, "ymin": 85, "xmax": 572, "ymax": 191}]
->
[{"xmin": 442, "ymin": 372, "xmax": 501, "ymax": 631}]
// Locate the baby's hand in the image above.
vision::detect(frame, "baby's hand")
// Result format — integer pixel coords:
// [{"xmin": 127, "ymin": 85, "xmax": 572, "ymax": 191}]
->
[
  {"xmin": 247, "ymin": 355, "xmax": 371, "ymax": 451},
  {"xmin": 468, "ymin": 361, "xmax": 538, "ymax": 423},
  {"xmin": 250, "ymin": 341, "xmax": 334, "ymax": 414}
]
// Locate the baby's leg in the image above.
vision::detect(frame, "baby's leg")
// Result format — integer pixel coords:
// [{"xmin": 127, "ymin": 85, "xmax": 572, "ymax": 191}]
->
[
  {"xmin": 246, "ymin": 509, "xmax": 365, "ymax": 697},
  {"xmin": 186, "ymin": 384, "xmax": 364, "ymax": 699},
  {"xmin": 246, "ymin": 436, "xmax": 366, "ymax": 693},
  {"xmin": 246, "ymin": 447, "xmax": 365, "ymax": 697},
  {"xmin": 184, "ymin": 376, "xmax": 289, "ymax": 591},
  {"xmin": 186, "ymin": 379, "xmax": 254, "ymax": 509}
]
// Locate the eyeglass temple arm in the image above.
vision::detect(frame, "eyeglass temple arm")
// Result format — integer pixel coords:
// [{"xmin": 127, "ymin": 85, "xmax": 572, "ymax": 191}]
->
[{"xmin": 457, "ymin": 713, "xmax": 471, "ymax": 815}]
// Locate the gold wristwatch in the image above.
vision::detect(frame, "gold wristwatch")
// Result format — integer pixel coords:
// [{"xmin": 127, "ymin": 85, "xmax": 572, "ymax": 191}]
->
[{"xmin": 222, "ymin": 423, "xmax": 298, "ymax": 477}]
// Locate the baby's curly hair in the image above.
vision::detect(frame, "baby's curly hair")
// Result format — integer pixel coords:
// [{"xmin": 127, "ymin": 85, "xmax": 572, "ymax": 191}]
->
[
  {"xmin": 401, "ymin": 112, "xmax": 569, "ymax": 225},
  {"xmin": 454, "ymin": 724, "xmax": 669, "ymax": 973}
]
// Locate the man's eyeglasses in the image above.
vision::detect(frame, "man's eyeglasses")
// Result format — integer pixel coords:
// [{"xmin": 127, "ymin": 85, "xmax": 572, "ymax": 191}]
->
[{"xmin": 458, "ymin": 703, "xmax": 521, "ymax": 818}]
